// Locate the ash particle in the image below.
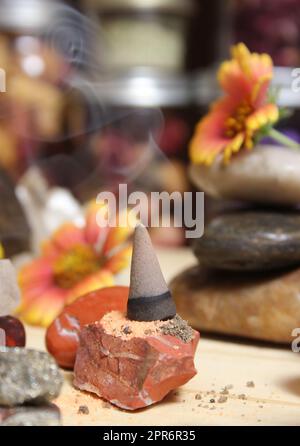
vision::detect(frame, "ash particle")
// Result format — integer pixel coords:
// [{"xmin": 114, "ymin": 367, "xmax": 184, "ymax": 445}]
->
[
  {"xmin": 78, "ymin": 405, "xmax": 89, "ymax": 415},
  {"xmin": 220, "ymin": 388, "xmax": 229, "ymax": 395},
  {"xmin": 122, "ymin": 325, "xmax": 132, "ymax": 335},
  {"xmin": 161, "ymin": 315, "xmax": 194, "ymax": 343}
]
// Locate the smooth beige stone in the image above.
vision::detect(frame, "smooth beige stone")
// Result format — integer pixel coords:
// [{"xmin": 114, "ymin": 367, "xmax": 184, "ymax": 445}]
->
[
  {"xmin": 190, "ymin": 145, "xmax": 300, "ymax": 206},
  {"xmin": 170, "ymin": 265, "xmax": 300, "ymax": 343}
]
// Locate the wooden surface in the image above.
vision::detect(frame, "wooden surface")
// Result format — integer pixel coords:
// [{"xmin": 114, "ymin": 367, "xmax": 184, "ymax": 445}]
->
[{"xmin": 26, "ymin": 248, "xmax": 300, "ymax": 426}]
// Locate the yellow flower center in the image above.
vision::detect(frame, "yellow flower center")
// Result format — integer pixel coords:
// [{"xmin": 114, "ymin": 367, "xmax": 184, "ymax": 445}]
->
[
  {"xmin": 53, "ymin": 244, "xmax": 102, "ymax": 289},
  {"xmin": 224, "ymin": 101, "xmax": 254, "ymax": 148}
]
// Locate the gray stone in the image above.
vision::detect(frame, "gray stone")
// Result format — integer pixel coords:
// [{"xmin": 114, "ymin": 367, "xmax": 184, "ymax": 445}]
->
[
  {"xmin": 0, "ymin": 403, "xmax": 61, "ymax": 426},
  {"xmin": 0, "ymin": 260, "xmax": 21, "ymax": 316},
  {"xmin": 194, "ymin": 211, "xmax": 300, "ymax": 271},
  {"xmin": 0, "ymin": 348, "xmax": 63, "ymax": 406}
]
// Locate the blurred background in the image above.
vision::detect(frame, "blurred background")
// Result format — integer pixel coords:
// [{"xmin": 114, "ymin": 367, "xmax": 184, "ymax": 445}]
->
[{"xmin": 0, "ymin": 0, "xmax": 300, "ymax": 255}]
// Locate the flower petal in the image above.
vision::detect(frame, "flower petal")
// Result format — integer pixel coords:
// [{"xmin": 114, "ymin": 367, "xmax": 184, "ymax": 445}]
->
[
  {"xmin": 190, "ymin": 44, "xmax": 277, "ymax": 166},
  {"xmin": 20, "ymin": 287, "xmax": 67, "ymax": 327},
  {"xmin": 67, "ymin": 269, "xmax": 115, "ymax": 305},
  {"xmin": 218, "ymin": 59, "xmax": 252, "ymax": 100},
  {"xmin": 102, "ymin": 208, "xmax": 136, "ymax": 255},
  {"xmin": 50, "ymin": 223, "xmax": 86, "ymax": 252},
  {"xmin": 223, "ymin": 133, "xmax": 245, "ymax": 163},
  {"xmin": 41, "ymin": 240, "xmax": 60, "ymax": 258},
  {"xmin": 232, "ymin": 43, "xmax": 273, "ymax": 83},
  {"xmin": 18, "ymin": 258, "xmax": 53, "ymax": 289},
  {"xmin": 17, "ymin": 279, "xmax": 53, "ymax": 309},
  {"xmin": 189, "ymin": 97, "xmax": 240, "ymax": 165},
  {"xmin": 246, "ymin": 104, "xmax": 279, "ymax": 132},
  {"xmin": 84, "ymin": 201, "xmax": 109, "ymax": 246},
  {"xmin": 104, "ymin": 245, "xmax": 132, "ymax": 274},
  {"xmin": 251, "ymin": 74, "xmax": 273, "ymax": 108},
  {"xmin": 218, "ymin": 43, "xmax": 273, "ymax": 103}
]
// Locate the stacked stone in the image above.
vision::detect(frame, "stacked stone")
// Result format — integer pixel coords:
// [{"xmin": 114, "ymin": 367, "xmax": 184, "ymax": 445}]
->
[
  {"xmin": 0, "ymin": 260, "xmax": 63, "ymax": 426},
  {"xmin": 171, "ymin": 144, "xmax": 300, "ymax": 344}
]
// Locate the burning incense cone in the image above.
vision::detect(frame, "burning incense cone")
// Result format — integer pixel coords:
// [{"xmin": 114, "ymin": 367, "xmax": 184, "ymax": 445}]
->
[
  {"xmin": 127, "ymin": 224, "xmax": 176, "ymax": 322},
  {"xmin": 74, "ymin": 226, "xmax": 199, "ymax": 410}
]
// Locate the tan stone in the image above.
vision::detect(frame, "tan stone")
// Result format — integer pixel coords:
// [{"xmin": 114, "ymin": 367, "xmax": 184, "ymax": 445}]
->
[
  {"xmin": 190, "ymin": 145, "xmax": 300, "ymax": 206},
  {"xmin": 170, "ymin": 266, "xmax": 300, "ymax": 343}
]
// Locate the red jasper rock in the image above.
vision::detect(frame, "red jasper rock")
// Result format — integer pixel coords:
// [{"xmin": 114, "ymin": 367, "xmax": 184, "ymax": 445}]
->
[
  {"xmin": 46, "ymin": 287, "xmax": 129, "ymax": 369},
  {"xmin": 0, "ymin": 316, "xmax": 26, "ymax": 347},
  {"xmin": 73, "ymin": 314, "xmax": 199, "ymax": 410}
]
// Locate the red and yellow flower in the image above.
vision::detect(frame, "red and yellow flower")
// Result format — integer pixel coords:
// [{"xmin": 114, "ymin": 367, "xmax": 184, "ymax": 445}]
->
[
  {"xmin": 189, "ymin": 43, "xmax": 279, "ymax": 165},
  {"xmin": 18, "ymin": 202, "xmax": 134, "ymax": 327}
]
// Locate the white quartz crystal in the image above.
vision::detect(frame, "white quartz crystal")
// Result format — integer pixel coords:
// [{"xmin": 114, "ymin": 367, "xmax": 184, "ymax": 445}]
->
[
  {"xmin": 16, "ymin": 167, "xmax": 83, "ymax": 252},
  {"xmin": 0, "ymin": 328, "xmax": 5, "ymax": 346},
  {"xmin": 0, "ymin": 259, "xmax": 20, "ymax": 316}
]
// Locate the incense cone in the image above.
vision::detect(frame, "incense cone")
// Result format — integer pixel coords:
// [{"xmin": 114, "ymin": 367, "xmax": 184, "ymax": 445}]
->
[
  {"xmin": 74, "ymin": 226, "xmax": 199, "ymax": 410},
  {"xmin": 127, "ymin": 225, "xmax": 176, "ymax": 321}
]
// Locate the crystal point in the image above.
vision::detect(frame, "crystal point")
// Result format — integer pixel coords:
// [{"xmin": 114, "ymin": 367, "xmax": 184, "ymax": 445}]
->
[{"xmin": 0, "ymin": 260, "xmax": 21, "ymax": 316}]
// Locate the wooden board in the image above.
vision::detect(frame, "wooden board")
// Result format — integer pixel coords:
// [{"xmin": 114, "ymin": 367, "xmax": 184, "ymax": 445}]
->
[{"xmin": 26, "ymin": 248, "xmax": 300, "ymax": 426}]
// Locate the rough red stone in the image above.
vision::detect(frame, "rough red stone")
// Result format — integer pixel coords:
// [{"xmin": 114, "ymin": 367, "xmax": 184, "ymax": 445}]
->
[
  {"xmin": 46, "ymin": 287, "xmax": 129, "ymax": 369},
  {"xmin": 0, "ymin": 316, "xmax": 26, "ymax": 347},
  {"xmin": 73, "ymin": 318, "xmax": 199, "ymax": 410}
]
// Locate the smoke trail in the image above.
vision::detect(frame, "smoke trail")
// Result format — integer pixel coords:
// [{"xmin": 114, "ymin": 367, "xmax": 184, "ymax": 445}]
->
[
  {"xmin": 41, "ymin": 3, "xmax": 102, "ymax": 72},
  {"xmin": 2, "ymin": 2, "xmax": 173, "ymax": 199}
]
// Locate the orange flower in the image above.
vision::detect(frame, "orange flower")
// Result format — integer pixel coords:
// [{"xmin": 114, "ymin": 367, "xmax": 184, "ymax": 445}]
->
[
  {"xmin": 189, "ymin": 43, "xmax": 279, "ymax": 165},
  {"xmin": 17, "ymin": 202, "xmax": 134, "ymax": 327}
]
